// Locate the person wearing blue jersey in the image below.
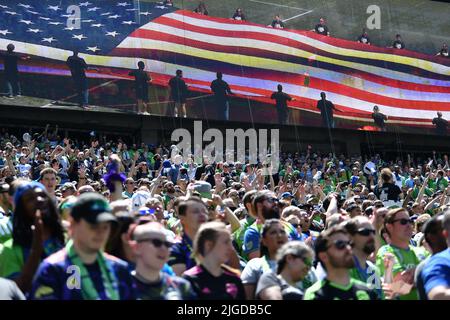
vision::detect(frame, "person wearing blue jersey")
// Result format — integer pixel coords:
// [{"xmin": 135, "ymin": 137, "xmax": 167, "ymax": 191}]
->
[{"xmin": 29, "ymin": 193, "xmax": 135, "ymax": 300}]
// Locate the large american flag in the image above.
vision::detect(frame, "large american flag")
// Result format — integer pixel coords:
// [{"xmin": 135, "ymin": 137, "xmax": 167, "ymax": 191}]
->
[{"xmin": 0, "ymin": 0, "xmax": 449, "ymax": 127}]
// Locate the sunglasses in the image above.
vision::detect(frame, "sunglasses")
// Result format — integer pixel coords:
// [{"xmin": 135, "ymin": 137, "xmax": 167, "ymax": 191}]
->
[
  {"xmin": 292, "ymin": 255, "xmax": 313, "ymax": 268},
  {"xmin": 137, "ymin": 238, "xmax": 173, "ymax": 248},
  {"xmin": 392, "ymin": 218, "xmax": 414, "ymax": 226},
  {"xmin": 356, "ymin": 228, "xmax": 376, "ymax": 236},
  {"xmin": 265, "ymin": 197, "xmax": 279, "ymax": 204},
  {"xmin": 328, "ymin": 239, "xmax": 354, "ymax": 250}
]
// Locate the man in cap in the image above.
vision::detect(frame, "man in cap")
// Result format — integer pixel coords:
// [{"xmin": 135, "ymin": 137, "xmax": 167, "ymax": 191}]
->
[
  {"xmin": 130, "ymin": 222, "xmax": 196, "ymax": 299},
  {"xmin": 60, "ymin": 182, "xmax": 77, "ymax": 198},
  {"xmin": 30, "ymin": 193, "xmax": 135, "ymax": 300}
]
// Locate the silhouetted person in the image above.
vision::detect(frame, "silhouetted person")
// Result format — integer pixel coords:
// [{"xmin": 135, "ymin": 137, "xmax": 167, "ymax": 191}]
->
[
  {"xmin": 372, "ymin": 105, "xmax": 388, "ymax": 131},
  {"xmin": 317, "ymin": 92, "xmax": 338, "ymax": 128},
  {"xmin": 66, "ymin": 50, "xmax": 95, "ymax": 109},
  {"xmin": 432, "ymin": 112, "xmax": 448, "ymax": 135},
  {"xmin": 129, "ymin": 61, "xmax": 152, "ymax": 115},
  {"xmin": 270, "ymin": 84, "xmax": 294, "ymax": 125},
  {"xmin": 1, "ymin": 44, "xmax": 29, "ymax": 99},
  {"xmin": 168, "ymin": 69, "xmax": 188, "ymax": 117},
  {"xmin": 210, "ymin": 72, "xmax": 232, "ymax": 121},
  {"xmin": 357, "ymin": 29, "xmax": 371, "ymax": 45}
]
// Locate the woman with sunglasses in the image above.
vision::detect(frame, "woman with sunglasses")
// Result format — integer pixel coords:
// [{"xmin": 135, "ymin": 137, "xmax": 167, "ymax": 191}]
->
[
  {"xmin": 183, "ymin": 221, "xmax": 245, "ymax": 300},
  {"xmin": 241, "ymin": 219, "xmax": 288, "ymax": 299},
  {"xmin": 130, "ymin": 222, "xmax": 195, "ymax": 300},
  {"xmin": 256, "ymin": 241, "xmax": 314, "ymax": 300},
  {"xmin": 375, "ymin": 208, "xmax": 429, "ymax": 300}
]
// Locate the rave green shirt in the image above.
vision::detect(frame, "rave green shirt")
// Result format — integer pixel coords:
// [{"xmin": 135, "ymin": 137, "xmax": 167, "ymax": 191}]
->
[{"xmin": 375, "ymin": 244, "xmax": 429, "ymax": 300}]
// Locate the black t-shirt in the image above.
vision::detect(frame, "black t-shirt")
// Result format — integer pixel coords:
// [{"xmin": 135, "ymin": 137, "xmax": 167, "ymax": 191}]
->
[
  {"xmin": 183, "ymin": 264, "xmax": 246, "ymax": 300},
  {"xmin": 271, "ymin": 20, "xmax": 285, "ymax": 29},
  {"xmin": 432, "ymin": 117, "xmax": 448, "ymax": 135},
  {"xmin": 317, "ymin": 99, "xmax": 335, "ymax": 120},
  {"xmin": 256, "ymin": 272, "xmax": 304, "ymax": 300},
  {"xmin": 129, "ymin": 69, "xmax": 150, "ymax": 90},
  {"xmin": 169, "ymin": 76, "xmax": 188, "ymax": 102},
  {"xmin": 438, "ymin": 48, "xmax": 449, "ymax": 58},
  {"xmin": 304, "ymin": 278, "xmax": 379, "ymax": 300},
  {"xmin": 132, "ymin": 271, "xmax": 196, "ymax": 300},
  {"xmin": 211, "ymin": 79, "xmax": 232, "ymax": 101},
  {"xmin": 271, "ymin": 91, "xmax": 292, "ymax": 111},
  {"xmin": 315, "ymin": 24, "xmax": 329, "ymax": 35},
  {"xmin": 393, "ymin": 40, "xmax": 405, "ymax": 49},
  {"xmin": 374, "ymin": 182, "xmax": 402, "ymax": 202},
  {"xmin": 358, "ymin": 35, "xmax": 370, "ymax": 44},
  {"xmin": 372, "ymin": 112, "xmax": 387, "ymax": 128},
  {"xmin": 1, "ymin": 52, "xmax": 20, "ymax": 78},
  {"xmin": 66, "ymin": 55, "xmax": 88, "ymax": 79}
]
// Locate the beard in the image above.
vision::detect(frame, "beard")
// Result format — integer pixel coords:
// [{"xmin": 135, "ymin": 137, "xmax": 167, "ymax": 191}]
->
[
  {"xmin": 262, "ymin": 205, "xmax": 280, "ymax": 220},
  {"xmin": 328, "ymin": 252, "xmax": 354, "ymax": 269},
  {"xmin": 362, "ymin": 240, "xmax": 375, "ymax": 255}
]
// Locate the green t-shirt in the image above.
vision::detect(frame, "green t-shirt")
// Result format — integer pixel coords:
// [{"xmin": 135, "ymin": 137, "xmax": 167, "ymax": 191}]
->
[
  {"xmin": 375, "ymin": 244, "xmax": 429, "ymax": 300},
  {"xmin": 435, "ymin": 178, "xmax": 448, "ymax": 192},
  {"xmin": 0, "ymin": 216, "xmax": 13, "ymax": 244},
  {"xmin": 0, "ymin": 239, "xmax": 24, "ymax": 279},
  {"xmin": 411, "ymin": 187, "xmax": 434, "ymax": 199},
  {"xmin": 232, "ymin": 216, "xmax": 256, "ymax": 261},
  {"xmin": 304, "ymin": 277, "xmax": 379, "ymax": 300}
]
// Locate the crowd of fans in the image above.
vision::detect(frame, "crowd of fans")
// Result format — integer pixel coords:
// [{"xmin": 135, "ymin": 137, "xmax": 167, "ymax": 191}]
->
[{"xmin": 0, "ymin": 126, "xmax": 449, "ymax": 300}]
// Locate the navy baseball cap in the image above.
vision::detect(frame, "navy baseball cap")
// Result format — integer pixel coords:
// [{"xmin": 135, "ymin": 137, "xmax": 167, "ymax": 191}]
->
[
  {"xmin": 280, "ymin": 192, "xmax": 293, "ymax": 199},
  {"xmin": 70, "ymin": 193, "xmax": 117, "ymax": 224}
]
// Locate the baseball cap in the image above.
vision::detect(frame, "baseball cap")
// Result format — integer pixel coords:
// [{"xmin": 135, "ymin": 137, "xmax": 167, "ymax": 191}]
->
[
  {"xmin": 193, "ymin": 181, "xmax": 212, "ymax": 199},
  {"xmin": 61, "ymin": 182, "xmax": 77, "ymax": 192},
  {"xmin": 70, "ymin": 193, "xmax": 117, "ymax": 224},
  {"xmin": 280, "ymin": 192, "xmax": 293, "ymax": 199}
]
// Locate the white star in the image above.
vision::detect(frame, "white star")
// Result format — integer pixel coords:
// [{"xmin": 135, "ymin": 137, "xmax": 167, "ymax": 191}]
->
[
  {"xmin": 122, "ymin": 21, "xmax": 135, "ymax": 25},
  {"xmin": 26, "ymin": 10, "xmax": 40, "ymax": 15},
  {"xmin": 42, "ymin": 37, "xmax": 57, "ymax": 43},
  {"xmin": 87, "ymin": 46, "xmax": 100, "ymax": 53},
  {"xmin": 117, "ymin": 2, "xmax": 130, "ymax": 6},
  {"xmin": 0, "ymin": 29, "xmax": 12, "ymax": 36},
  {"xmin": 87, "ymin": 7, "xmax": 100, "ymax": 12},
  {"xmin": 82, "ymin": 19, "xmax": 94, "ymax": 23},
  {"xmin": 48, "ymin": 21, "xmax": 63, "ymax": 25},
  {"xmin": 155, "ymin": 6, "xmax": 167, "ymax": 9},
  {"xmin": 18, "ymin": 3, "xmax": 33, "ymax": 9},
  {"xmin": 27, "ymin": 28, "xmax": 42, "ymax": 33},
  {"xmin": 61, "ymin": 14, "xmax": 72, "ymax": 18},
  {"xmin": 0, "ymin": 5, "xmax": 9, "ymax": 9},
  {"xmin": 19, "ymin": 19, "xmax": 34, "ymax": 25},
  {"xmin": 140, "ymin": 11, "xmax": 152, "ymax": 16},
  {"xmin": 39, "ymin": 17, "xmax": 51, "ymax": 21},
  {"xmin": 100, "ymin": 12, "xmax": 111, "ymax": 16},
  {"xmin": 5, "ymin": 11, "xmax": 18, "ymax": 16},
  {"xmin": 106, "ymin": 31, "xmax": 120, "ymax": 37},
  {"xmin": 108, "ymin": 14, "xmax": 120, "ymax": 19},
  {"xmin": 79, "ymin": 1, "xmax": 92, "ymax": 7},
  {"xmin": 48, "ymin": 5, "xmax": 61, "ymax": 11},
  {"xmin": 64, "ymin": 26, "xmax": 76, "ymax": 31},
  {"xmin": 72, "ymin": 34, "xmax": 87, "ymax": 40},
  {"xmin": 126, "ymin": 8, "xmax": 138, "ymax": 11},
  {"xmin": 91, "ymin": 23, "xmax": 104, "ymax": 28}
]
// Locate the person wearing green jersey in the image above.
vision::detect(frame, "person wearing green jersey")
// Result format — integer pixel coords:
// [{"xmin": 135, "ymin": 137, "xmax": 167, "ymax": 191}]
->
[
  {"xmin": 304, "ymin": 225, "xmax": 379, "ymax": 300},
  {"xmin": 376, "ymin": 208, "xmax": 429, "ymax": 300},
  {"xmin": 344, "ymin": 216, "xmax": 384, "ymax": 299}
]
